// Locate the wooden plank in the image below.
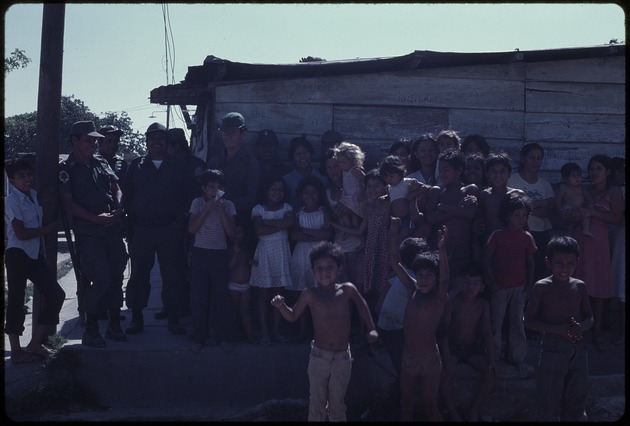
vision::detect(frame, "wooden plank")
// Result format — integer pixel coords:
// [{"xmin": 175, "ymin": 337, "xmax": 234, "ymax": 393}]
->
[
  {"xmin": 525, "ymin": 113, "xmax": 625, "ymax": 142},
  {"xmin": 216, "ymin": 73, "xmax": 524, "ymax": 110},
  {"xmin": 214, "ymin": 102, "xmax": 333, "ymax": 135},
  {"xmin": 526, "ymin": 56, "xmax": 625, "ymax": 84},
  {"xmin": 526, "ymin": 81, "xmax": 624, "ymax": 114},
  {"xmin": 333, "ymin": 105, "xmax": 449, "ymax": 139},
  {"xmin": 450, "ymin": 109, "xmax": 525, "ymax": 140},
  {"xmin": 386, "ymin": 62, "xmax": 525, "ymax": 81}
]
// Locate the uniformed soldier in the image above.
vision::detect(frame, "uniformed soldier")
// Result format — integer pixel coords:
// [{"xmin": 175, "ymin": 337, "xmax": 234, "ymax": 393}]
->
[
  {"xmin": 122, "ymin": 122, "xmax": 197, "ymax": 335},
  {"xmin": 97, "ymin": 124, "xmax": 128, "ymax": 182},
  {"xmin": 59, "ymin": 121, "xmax": 128, "ymax": 348}
]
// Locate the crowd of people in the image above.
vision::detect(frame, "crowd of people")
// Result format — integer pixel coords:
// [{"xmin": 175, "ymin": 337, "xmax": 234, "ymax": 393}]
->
[{"xmin": 4, "ymin": 110, "xmax": 625, "ymax": 421}]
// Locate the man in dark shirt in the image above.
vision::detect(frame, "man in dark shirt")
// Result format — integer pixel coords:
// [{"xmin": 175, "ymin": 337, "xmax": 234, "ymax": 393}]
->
[
  {"xmin": 97, "ymin": 124, "xmax": 128, "ymax": 182},
  {"xmin": 59, "ymin": 121, "xmax": 128, "ymax": 348},
  {"xmin": 122, "ymin": 122, "xmax": 197, "ymax": 336}
]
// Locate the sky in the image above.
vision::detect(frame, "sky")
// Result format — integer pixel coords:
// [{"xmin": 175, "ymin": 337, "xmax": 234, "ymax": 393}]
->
[{"xmin": 3, "ymin": 3, "xmax": 626, "ymax": 138}]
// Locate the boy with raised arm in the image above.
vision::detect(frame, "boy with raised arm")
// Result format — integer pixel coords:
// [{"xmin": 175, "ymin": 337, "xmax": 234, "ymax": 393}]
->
[
  {"xmin": 524, "ymin": 236, "xmax": 593, "ymax": 421},
  {"xmin": 389, "ymin": 216, "xmax": 449, "ymax": 421},
  {"xmin": 271, "ymin": 241, "xmax": 378, "ymax": 422}
]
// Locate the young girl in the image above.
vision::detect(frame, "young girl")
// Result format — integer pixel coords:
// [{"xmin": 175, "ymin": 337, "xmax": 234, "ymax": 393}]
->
[
  {"xmin": 250, "ymin": 175, "xmax": 294, "ymax": 345},
  {"xmin": 484, "ymin": 193, "xmax": 537, "ymax": 376},
  {"xmin": 555, "ymin": 162, "xmax": 593, "ymax": 237},
  {"xmin": 379, "ymin": 155, "xmax": 415, "ymax": 242},
  {"xmin": 228, "ymin": 220, "xmax": 257, "ymax": 345},
  {"xmin": 334, "ymin": 141, "xmax": 366, "ymax": 220},
  {"xmin": 288, "ymin": 176, "xmax": 334, "ymax": 342},
  {"xmin": 332, "ymin": 169, "xmax": 390, "ymax": 317}
]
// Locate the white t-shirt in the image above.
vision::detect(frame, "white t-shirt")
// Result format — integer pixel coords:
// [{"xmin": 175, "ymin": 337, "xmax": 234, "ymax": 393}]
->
[
  {"xmin": 5, "ymin": 188, "xmax": 43, "ymax": 259},
  {"xmin": 507, "ymin": 172, "xmax": 554, "ymax": 232}
]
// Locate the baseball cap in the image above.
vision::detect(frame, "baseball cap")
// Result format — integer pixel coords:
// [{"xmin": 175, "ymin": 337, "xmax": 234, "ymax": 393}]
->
[
  {"xmin": 219, "ymin": 112, "xmax": 245, "ymax": 131},
  {"xmin": 69, "ymin": 121, "xmax": 104, "ymax": 138},
  {"xmin": 145, "ymin": 122, "xmax": 167, "ymax": 134},
  {"xmin": 98, "ymin": 124, "xmax": 123, "ymax": 136},
  {"xmin": 257, "ymin": 129, "xmax": 278, "ymax": 145},
  {"xmin": 167, "ymin": 128, "xmax": 188, "ymax": 145}
]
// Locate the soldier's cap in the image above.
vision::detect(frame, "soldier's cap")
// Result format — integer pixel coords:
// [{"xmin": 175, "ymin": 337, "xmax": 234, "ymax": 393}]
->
[
  {"xmin": 145, "ymin": 122, "xmax": 167, "ymax": 135},
  {"xmin": 98, "ymin": 124, "xmax": 123, "ymax": 136},
  {"xmin": 257, "ymin": 129, "xmax": 278, "ymax": 145},
  {"xmin": 69, "ymin": 121, "xmax": 104, "ymax": 138},
  {"xmin": 167, "ymin": 128, "xmax": 188, "ymax": 146},
  {"xmin": 219, "ymin": 112, "xmax": 245, "ymax": 132}
]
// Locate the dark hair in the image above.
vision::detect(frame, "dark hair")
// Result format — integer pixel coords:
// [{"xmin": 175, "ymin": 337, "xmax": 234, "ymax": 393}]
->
[
  {"xmin": 309, "ymin": 241, "xmax": 344, "ymax": 269},
  {"xmin": 611, "ymin": 156, "xmax": 625, "ymax": 171},
  {"xmin": 436, "ymin": 130, "xmax": 461, "ymax": 148},
  {"xmin": 364, "ymin": 168, "xmax": 387, "ymax": 186},
  {"xmin": 484, "ymin": 151, "xmax": 512, "ymax": 174},
  {"xmin": 461, "ymin": 134, "xmax": 491, "ymax": 157},
  {"xmin": 438, "ymin": 148, "xmax": 465, "ymax": 172},
  {"xmin": 458, "ymin": 261, "xmax": 485, "ymax": 278},
  {"xmin": 560, "ymin": 162, "xmax": 582, "ymax": 180},
  {"xmin": 257, "ymin": 174, "xmax": 288, "ymax": 204},
  {"xmin": 463, "ymin": 152, "xmax": 487, "ymax": 187},
  {"xmin": 546, "ymin": 235, "xmax": 580, "ymax": 260},
  {"xmin": 498, "ymin": 192, "xmax": 531, "ymax": 225},
  {"xmin": 199, "ymin": 169, "xmax": 225, "ymax": 187},
  {"xmin": 389, "ymin": 138, "xmax": 411, "ymax": 156},
  {"xmin": 288, "ymin": 136, "xmax": 314, "ymax": 160},
  {"xmin": 408, "ymin": 134, "xmax": 438, "ymax": 174},
  {"xmin": 379, "ymin": 155, "xmax": 406, "ymax": 177},
  {"xmin": 399, "ymin": 237, "xmax": 429, "ymax": 268},
  {"xmin": 517, "ymin": 143, "xmax": 545, "ymax": 172},
  {"xmin": 588, "ymin": 154, "xmax": 613, "ymax": 188},
  {"xmin": 319, "ymin": 147, "xmax": 336, "ymax": 176},
  {"xmin": 411, "ymin": 252, "xmax": 439, "ymax": 277},
  {"xmin": 296, "ymin": 176, "xmax": 326, "ymax": 207},
  {"xmin": 5, "ymin": 158, "xmax": 34, "ymax": 179}
]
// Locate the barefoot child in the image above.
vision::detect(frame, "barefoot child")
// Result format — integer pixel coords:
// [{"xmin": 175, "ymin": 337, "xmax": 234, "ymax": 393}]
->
[
  {"xmin": 5, "ymin": 158, "xmax": 66, "ymax": 363},
  {"xmin": 271, "ymin": 241, "xmax": 378, "ymax": 421},
  {"xmin": 524, "ymin": 236, "xmax": 594, "ymax": 421},
  {"xmin": 389, "ymin": 217, "xmax": 449, "ymax": 421},
  {"xmin": 555, "ymin": 162, "xmax": 593, "ymax": 237},
  {"xmin": 228, "ymin": 220, "xmax": 256, "ymax": 345}
]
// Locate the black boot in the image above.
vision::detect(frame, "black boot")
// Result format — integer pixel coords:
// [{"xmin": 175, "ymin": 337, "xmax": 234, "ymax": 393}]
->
[
  {"xmin": 105, "ymin": 308, "xmax": 128, "ymax": 341},
  {"xmin": 82, "ymin": 315, "xmax": 107, "ymax": 348},
  {"xmin": 126, "ymin": 309, "xmax": 144, "ymax": 334}
]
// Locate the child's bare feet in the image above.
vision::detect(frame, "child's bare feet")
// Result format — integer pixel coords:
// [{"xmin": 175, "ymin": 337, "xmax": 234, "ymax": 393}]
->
[{"xmin": 25, "ymin": 343, "xmax": 54, "ymax": 357}]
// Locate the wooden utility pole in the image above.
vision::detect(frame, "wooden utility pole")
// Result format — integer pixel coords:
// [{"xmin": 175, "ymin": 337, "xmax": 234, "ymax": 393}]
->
[{"xmin": 33, "ymin": 3, "xmax": 65, "ymax": 332}]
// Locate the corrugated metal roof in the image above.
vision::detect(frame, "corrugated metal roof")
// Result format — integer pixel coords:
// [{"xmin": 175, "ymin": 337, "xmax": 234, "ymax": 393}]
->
[{"xmin": 150, "ymin": 44, "xmax": 625, "ymax": 105}]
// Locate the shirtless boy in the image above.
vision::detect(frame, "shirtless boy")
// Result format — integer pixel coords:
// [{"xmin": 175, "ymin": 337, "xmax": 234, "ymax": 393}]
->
[
  {"xmin": 439, "ymin": 261, "xmax": 497, "ymax": 421},
  {"xmin": 271, "ymin": 241, "xmax": 378, "ymax": 422},
  {"xmin": 555, "ymin": 162, "xmax": 593, "ymax": 237},
  {"xmin": 426, "ymin": 148, "xmax": 478, "ymax": 293},
  {"xmin": 389, "ymin": 217, "xmax": 449, "ymax": 421},
  {"xmin": 524, "ymin": 236, "xmax": 593, "ymax": 421}
]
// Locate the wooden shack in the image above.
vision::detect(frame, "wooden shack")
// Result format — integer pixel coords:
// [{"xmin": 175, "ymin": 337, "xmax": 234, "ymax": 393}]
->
[{"xmin": 150, "ymin": 44, "xmax": 625, "ymax": 183}]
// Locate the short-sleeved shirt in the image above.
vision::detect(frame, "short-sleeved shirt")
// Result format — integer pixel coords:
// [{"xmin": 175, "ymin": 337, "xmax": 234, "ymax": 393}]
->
[
  {"xmin": 487, "ymin": 227, "xmax": 537, "ymax": 288},
  {"xmin": 377, "ymin": 269, "xmax": 411, "ymax": 331},
  {"xmin": 59, "ymin": 153, "xmax": 119, "ymax": 236},
  {"xmin": 207, "ymin": 146, "xmax": 260, "ymax": 216},
  {"xmin": 4, "ymin": 188, "xmax": 43, "ymax": 259},
  {"xmin": 389, "ymin": 178, "xmax": 413, "ymax": 201},
  {"xmin": 507, "ymin": 173, "xmax": 554, "ymax": 232},
  {"xmin": 188, "ymin": 193, "xmax": 236, "ymax": 250}
]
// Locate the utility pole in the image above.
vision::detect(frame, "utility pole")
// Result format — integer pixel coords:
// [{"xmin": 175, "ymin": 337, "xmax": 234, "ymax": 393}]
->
[{"xmin": 33, "ymin": 3, "xmax": 65, "ymax": 333}]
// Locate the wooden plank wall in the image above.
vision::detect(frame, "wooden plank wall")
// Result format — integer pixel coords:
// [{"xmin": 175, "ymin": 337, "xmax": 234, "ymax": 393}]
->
[{"xmin": 209, "ymin": 55, "xmax": 625, "ymax": 184}]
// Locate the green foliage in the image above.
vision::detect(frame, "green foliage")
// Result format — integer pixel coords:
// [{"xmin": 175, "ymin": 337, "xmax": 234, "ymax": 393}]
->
[
  {"xmin": 300, "ymin": 56, "xmax": 326, "ymax": 62},
  {"xmin": 4, "ymin": 48, "xmax": 31, "ymax": 75},
  {"xmin": 4, "ymin": 95, "xmax": 147, "ymax": 160}
]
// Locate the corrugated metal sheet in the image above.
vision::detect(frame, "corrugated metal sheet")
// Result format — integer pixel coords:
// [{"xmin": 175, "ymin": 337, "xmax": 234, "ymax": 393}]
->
[{"xmin": 150, "ymin": 44, "xmax": 625, "ymax": 105}]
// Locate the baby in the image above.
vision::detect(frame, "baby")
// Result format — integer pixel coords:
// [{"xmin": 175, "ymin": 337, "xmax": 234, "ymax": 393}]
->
[{"xmin": 555, "ymin": 162, "xmax": 593, "ymax": 237}]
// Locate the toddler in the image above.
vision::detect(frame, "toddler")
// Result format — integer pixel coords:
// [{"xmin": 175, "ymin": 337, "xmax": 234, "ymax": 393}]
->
[
  {"xmin": 555, "ymin": 162, "xmax": 593, "ymax": 237},
  {"xmin": 333, "ymin": 141, "xmax": 366, "ymax": 219}
]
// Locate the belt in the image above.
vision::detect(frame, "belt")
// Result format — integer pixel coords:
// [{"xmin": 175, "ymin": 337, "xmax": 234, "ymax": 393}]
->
[{"xmin": 131, "ymin": 215, "xmax": 177, "ymax": 227}]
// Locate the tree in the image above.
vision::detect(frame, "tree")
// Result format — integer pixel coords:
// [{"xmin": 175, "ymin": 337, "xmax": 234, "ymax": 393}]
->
[
  {"xmin": 4, "ymin": 48, "xmax": 31, "ymax": 75},
  {"xmin": 4, "ymin": 95, "xmax": 147, "ymax": 160},
  {"xmin": 300, "ymin": 56, "xmax": 326, "ymax": 62}
]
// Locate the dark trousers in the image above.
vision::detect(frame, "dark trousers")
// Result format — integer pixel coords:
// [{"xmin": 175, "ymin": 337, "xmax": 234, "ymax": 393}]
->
[
  {"xmin": 76, "ymin": 230, "xmax": 127, "ymax": 315},
  {"xmin": 126, "ymin": 223, "xmax": 185, "ymax": 316},
  {"xmin": 4, "ymin": 248, "xmax": 66, "ymax": 335},
  {"xmin": 190, "ymin": 247, "xmax": 236, "ymax": 344},
  {"xmin": 535, "ymin": 334, "xmax": 589, "ymax": 421}
]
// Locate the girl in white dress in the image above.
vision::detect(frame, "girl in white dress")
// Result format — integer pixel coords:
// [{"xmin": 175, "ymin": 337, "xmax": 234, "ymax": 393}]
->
[
  {"xmin": 288, "ymin": 176, "xmax": 333, "ymax": 342},
  {"xmin": 250, "ymin": 176, "xmax": 293, "ymax": 345}
]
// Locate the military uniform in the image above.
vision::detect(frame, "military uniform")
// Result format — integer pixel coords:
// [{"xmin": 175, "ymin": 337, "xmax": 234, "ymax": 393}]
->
[{"xmin": 58, "ymin": 152, "xmax": 128, "ymax": 339}]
